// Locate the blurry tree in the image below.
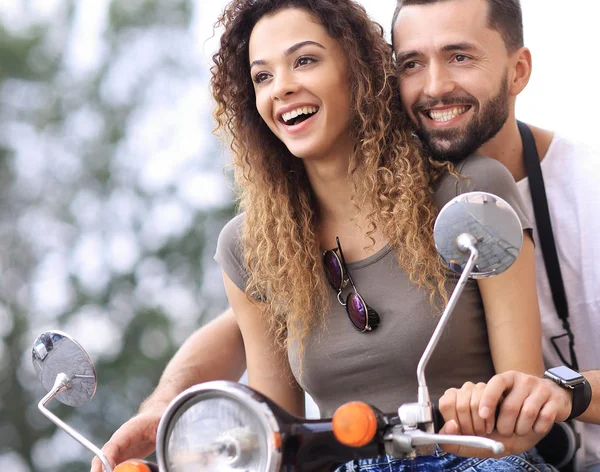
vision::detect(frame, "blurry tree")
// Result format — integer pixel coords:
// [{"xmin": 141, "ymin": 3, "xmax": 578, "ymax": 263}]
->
[{"xmin": 0, "ymin": 1, "xmax": 234, "ymax": 470}]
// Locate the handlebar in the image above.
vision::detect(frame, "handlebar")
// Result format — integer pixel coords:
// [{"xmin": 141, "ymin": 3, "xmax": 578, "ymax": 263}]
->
[{"xmin": 332, "ymin": 401, "xmax": 504, "ymax": 458}]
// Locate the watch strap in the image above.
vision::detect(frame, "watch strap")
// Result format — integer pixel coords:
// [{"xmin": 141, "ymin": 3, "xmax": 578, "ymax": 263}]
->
[{"xmin": 567, "ymin": 378, "xmax": 592, "ymax": 420}]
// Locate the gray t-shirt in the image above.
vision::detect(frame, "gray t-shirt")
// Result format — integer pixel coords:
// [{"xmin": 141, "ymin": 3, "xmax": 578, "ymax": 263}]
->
[{"xmin": 215, "ymin": 155, "xmax": 532, "ymax": 417}]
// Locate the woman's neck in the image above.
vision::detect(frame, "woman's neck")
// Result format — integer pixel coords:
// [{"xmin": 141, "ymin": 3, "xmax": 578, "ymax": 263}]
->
[
  {"xmin": 303, "ymin": 155, "xmax": 387, "ymax": 259},
  {"xmin": 303, "ymin": 154, "xmax": 356, "ymax": 223}
]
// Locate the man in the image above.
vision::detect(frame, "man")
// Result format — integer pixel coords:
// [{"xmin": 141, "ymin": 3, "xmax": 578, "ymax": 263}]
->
[
  {"xmin": 92, "ymin": 0, "xmax": 600, "ymax": 470},
  {"xmin": 392, "ymin": 0, "xmax": 600, "ymax": 468}
]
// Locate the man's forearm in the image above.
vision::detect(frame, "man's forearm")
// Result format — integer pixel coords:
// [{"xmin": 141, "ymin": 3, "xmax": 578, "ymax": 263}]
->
[{"xmin": 139, "ymin": 308, "xmax": 246, "ymax": 412}]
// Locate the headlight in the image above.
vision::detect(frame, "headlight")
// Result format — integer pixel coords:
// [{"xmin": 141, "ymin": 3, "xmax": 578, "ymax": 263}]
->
[{"xmin": 156, "ymin": 381, "xmax": 282, "ymax": 472}]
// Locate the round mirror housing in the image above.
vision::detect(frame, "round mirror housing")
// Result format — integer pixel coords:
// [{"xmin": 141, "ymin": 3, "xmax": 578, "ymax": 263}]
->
[
  {"xmin": 434, "ymin": 191, "xmax": 523, "ymax": 278},
  {"xmin": 32, "ymin": 331, "xmax": 97, "ymax": 407}
]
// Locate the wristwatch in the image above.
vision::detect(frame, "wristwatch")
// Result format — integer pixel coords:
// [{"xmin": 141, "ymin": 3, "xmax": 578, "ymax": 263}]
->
[{"xmin": 544, "ymin": 366, "xmax": 593, "ymax": 420}]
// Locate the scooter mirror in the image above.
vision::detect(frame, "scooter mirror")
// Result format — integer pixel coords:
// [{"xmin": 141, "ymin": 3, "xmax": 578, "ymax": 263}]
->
[
  {"xmin": 32, "ymin": 330, "xmax": 97, "ymax": 407},
  {"xmin": 434, "ymin": 191, "xmax": 523, "ymax": 278},
  {"xmin": 405, "ymin": 192, "xmax": 525, "ymax": 430}
]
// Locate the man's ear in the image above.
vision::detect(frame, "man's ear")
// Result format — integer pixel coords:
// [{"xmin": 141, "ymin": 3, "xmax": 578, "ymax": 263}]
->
[{"xmin": 509, "ymin": 47, "xmax": 532, "ymax": 96}]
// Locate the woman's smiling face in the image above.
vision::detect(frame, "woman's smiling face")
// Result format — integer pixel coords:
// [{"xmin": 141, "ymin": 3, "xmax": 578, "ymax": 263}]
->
[{"xmin": 249, "ymin": 8, "xmax": 353, "ymax": 161}]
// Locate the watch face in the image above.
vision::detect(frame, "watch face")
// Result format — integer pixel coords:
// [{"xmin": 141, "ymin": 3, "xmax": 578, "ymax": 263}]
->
[{"xmin": 547, "ymin": 366, "xmax": 584, "ymax": 384}]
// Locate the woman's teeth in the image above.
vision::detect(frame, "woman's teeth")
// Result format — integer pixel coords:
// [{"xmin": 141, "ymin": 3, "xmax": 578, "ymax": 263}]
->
[
  {"xmin": 282, "ymin": 106, "xmax": 318, "ymax": 125},
  {"xmin": 428, "ymin": 106, "xmax": 469, "ymax": 122}
]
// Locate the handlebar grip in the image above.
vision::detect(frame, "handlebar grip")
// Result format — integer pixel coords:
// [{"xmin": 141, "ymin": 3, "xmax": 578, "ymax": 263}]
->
[
  {"xmin": 114, "ymin": 459, "xmax": 159, "ymax": 472},
  {"xmin": 432, "ymin": 405, "xmax": 445, "ymax": 433}
]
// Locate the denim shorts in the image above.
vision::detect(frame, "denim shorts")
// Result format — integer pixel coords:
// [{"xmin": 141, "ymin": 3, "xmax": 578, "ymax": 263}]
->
[{"xmin": 335, "ymin": 448, "xmax": 558, "ymax": 472}]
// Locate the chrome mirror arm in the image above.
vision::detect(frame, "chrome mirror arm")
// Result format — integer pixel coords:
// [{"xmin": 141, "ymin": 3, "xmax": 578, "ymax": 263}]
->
[
  {"xmin": 38, "ymin": 373, "xmax": 113, "ymax": 472},
  {"xmin": 399, "ymin": 233, "xmax": 479, "ymax": 429}
]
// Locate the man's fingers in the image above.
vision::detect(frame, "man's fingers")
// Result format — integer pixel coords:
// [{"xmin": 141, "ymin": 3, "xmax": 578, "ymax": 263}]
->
[
  {"xmin": 90, "ymin": 456, "xmax": 100, "ymax": 472},
  {"xmin": 514, "ymin": 386, "xmax": 550, "ymax": 436},
  {"xmin": 495, "ymin": 376, "xmax": 535, "ymax": 436},
  {"xmin": 532, "ymin": 400, "xmax": 559, "ymax": 435},
  {"xmin": 90, "ymin": 454, "xmax": 115, "ymax": 472},
  {"xmin": 89, "ymin": 414, "xmax": 160, "ymax": 471},
  {"xmin": 479, "ymin": 372, "xmax": 516, "ymax": 420}
]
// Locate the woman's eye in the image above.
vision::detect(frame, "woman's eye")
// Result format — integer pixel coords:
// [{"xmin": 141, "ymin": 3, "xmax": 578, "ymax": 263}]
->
[
  {"xmin": 296, "ymin": 56, "xmax": 316, "ymax": 67},
  {"xmin": 253, "ymin": 72, "xmax": 270, "ymax": 84}
]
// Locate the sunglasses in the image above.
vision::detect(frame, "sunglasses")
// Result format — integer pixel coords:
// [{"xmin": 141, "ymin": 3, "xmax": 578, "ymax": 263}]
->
[{"xmin": 322, "ymin": 236, "xmax": 380, "ymax": 332}]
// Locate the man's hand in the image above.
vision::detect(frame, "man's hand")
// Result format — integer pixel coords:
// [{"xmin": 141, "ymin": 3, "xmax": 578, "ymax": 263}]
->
[
  {"xmin": 437, "ymin": 370, "xmax": 573, "ymax": 457},
  {"xmin": 90, "ymin": 404, "xmax": 165, "ymax": 472}
]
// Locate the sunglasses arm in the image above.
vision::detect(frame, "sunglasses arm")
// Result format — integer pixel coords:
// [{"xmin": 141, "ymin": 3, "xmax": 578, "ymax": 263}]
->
[{"xmin": 399, "ymin": 233, "xmax": 479, "ymax": 430}]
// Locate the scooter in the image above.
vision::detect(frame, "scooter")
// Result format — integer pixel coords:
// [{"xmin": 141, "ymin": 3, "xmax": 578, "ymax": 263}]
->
[{"xmin": 31, "ymin": 191, "xmax": 524, "ymax": 471}]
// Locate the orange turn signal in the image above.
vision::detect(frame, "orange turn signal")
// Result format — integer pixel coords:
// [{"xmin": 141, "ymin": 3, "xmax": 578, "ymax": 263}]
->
[
  {"xmin": 114, "ymin": 459, "xmax": 152, "ymax": 472},
  {"xmin": 332, "ymin": 401, "xmax": 377, "ymax": 448}
]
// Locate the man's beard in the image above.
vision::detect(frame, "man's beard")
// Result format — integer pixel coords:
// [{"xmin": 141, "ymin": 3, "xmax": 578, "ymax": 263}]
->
[{"xmin": 413, "ymin": 72, "xmax": 510, "ymax": 164}]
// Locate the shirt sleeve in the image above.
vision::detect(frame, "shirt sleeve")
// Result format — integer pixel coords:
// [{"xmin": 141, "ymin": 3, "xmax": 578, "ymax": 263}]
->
[
  {"xmin": 214, "ymin": 213, "xmax": 249, "ymax": 293},
  {"xmin": 434, "ymin": 154, "xmax": 533, "ymax": 235}
]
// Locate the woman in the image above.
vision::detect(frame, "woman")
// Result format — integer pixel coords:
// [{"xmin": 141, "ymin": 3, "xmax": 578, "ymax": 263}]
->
[{"xmin": 212, "ymin": 0, "xmax": 548, "ymax": 470}]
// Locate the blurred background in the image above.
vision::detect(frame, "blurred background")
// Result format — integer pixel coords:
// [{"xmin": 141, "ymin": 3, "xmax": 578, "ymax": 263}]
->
[{"xmin": 0, "ymin": 1, "xmax": 596, "ymax": 471}]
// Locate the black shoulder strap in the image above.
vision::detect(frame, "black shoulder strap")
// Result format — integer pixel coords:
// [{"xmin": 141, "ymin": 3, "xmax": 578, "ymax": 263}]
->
[{"xmin": 517, "ymin": 121, "xmax": 578, "ymax": 370}]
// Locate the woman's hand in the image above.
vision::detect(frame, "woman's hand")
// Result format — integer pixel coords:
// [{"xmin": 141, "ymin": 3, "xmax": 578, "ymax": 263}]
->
[{"xmin": 439, "ymin": 381, "xmax": 490, "ymax": 437}]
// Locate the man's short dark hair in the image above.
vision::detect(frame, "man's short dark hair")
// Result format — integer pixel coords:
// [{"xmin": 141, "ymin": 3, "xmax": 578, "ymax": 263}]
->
[{"xmin": 391, "ymin": 0, "xmax": 523, "ymax": 53}]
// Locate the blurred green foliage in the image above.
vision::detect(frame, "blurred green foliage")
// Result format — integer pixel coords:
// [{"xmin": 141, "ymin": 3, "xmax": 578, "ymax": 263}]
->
[{"xmin": 0, "ymin": 1, "xmax": 234, "ymax": 470}]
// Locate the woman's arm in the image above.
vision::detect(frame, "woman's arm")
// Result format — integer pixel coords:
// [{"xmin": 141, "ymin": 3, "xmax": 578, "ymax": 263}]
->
[
  {"xmin": 222, "ymin": 271, "xmax": 305, "ymax": 416},
  {"xmin": 478, "ymin": 233, "xmax": 544, "ymax": 376}
]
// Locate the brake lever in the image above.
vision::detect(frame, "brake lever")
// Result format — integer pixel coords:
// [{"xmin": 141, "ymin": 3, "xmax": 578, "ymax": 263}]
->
[
  {"xmin": 384, "ymin": 425, "xmax": 504, "ymax": 457},
  {"xmin": 408, "ymin": 429, "xmax": 504, "ymax": 454}
]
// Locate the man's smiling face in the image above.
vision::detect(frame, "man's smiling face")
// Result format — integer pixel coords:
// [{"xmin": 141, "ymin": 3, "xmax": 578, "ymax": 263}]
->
[{"xmin": 393, "ymin": 0, "xmax": 514, "ymax": 162}]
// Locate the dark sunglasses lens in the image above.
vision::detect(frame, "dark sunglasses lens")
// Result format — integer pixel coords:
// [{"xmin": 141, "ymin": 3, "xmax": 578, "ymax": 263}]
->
[
  {"xmin": 323, "ymin": 251, "xmax": 344, "ymax": 290},
  {"xmin": 346, "ymin": 293, "xmax": 367, "ymax": 331}
]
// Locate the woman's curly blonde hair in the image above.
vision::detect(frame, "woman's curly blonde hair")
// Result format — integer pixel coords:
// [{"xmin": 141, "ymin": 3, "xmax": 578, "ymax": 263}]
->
[{"xmin": 211, "ymin": 0, "xmax": 451, "ymax": 359}]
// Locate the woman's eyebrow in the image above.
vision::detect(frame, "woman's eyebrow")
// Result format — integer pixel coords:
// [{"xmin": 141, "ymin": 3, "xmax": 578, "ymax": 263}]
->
[{"xmin": 250, "ymin": 40, "xmax": 326, "ymax": 68}]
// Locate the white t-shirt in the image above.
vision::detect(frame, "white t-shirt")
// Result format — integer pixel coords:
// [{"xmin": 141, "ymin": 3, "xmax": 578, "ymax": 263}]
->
[{"xmin": 516, "ymin": 134, "xmax": 600, "ymax": 470}]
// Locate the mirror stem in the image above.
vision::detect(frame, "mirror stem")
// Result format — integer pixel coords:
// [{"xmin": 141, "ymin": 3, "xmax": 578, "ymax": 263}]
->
[
  {"xmin": 416, "ymin": 234, "xmax": 479, "ymax": 410},
  {"xmin": 38, "ymin": 373, "xmax": 113, "ymax": 472}
]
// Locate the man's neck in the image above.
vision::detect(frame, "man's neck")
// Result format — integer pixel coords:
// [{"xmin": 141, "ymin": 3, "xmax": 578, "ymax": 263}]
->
[{"xmin": 476, "ymin": 119, "xmax": 555, "ymax": 182}]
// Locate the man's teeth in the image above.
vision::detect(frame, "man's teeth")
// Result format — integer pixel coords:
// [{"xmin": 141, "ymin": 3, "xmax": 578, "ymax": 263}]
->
[
  {"xmin": 428, "ymin": 106, "xmax": 469, "ymax": 122},
  {"xmin": 282, "ymin": 106, "xmax": 318, "ymax": 124}
]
